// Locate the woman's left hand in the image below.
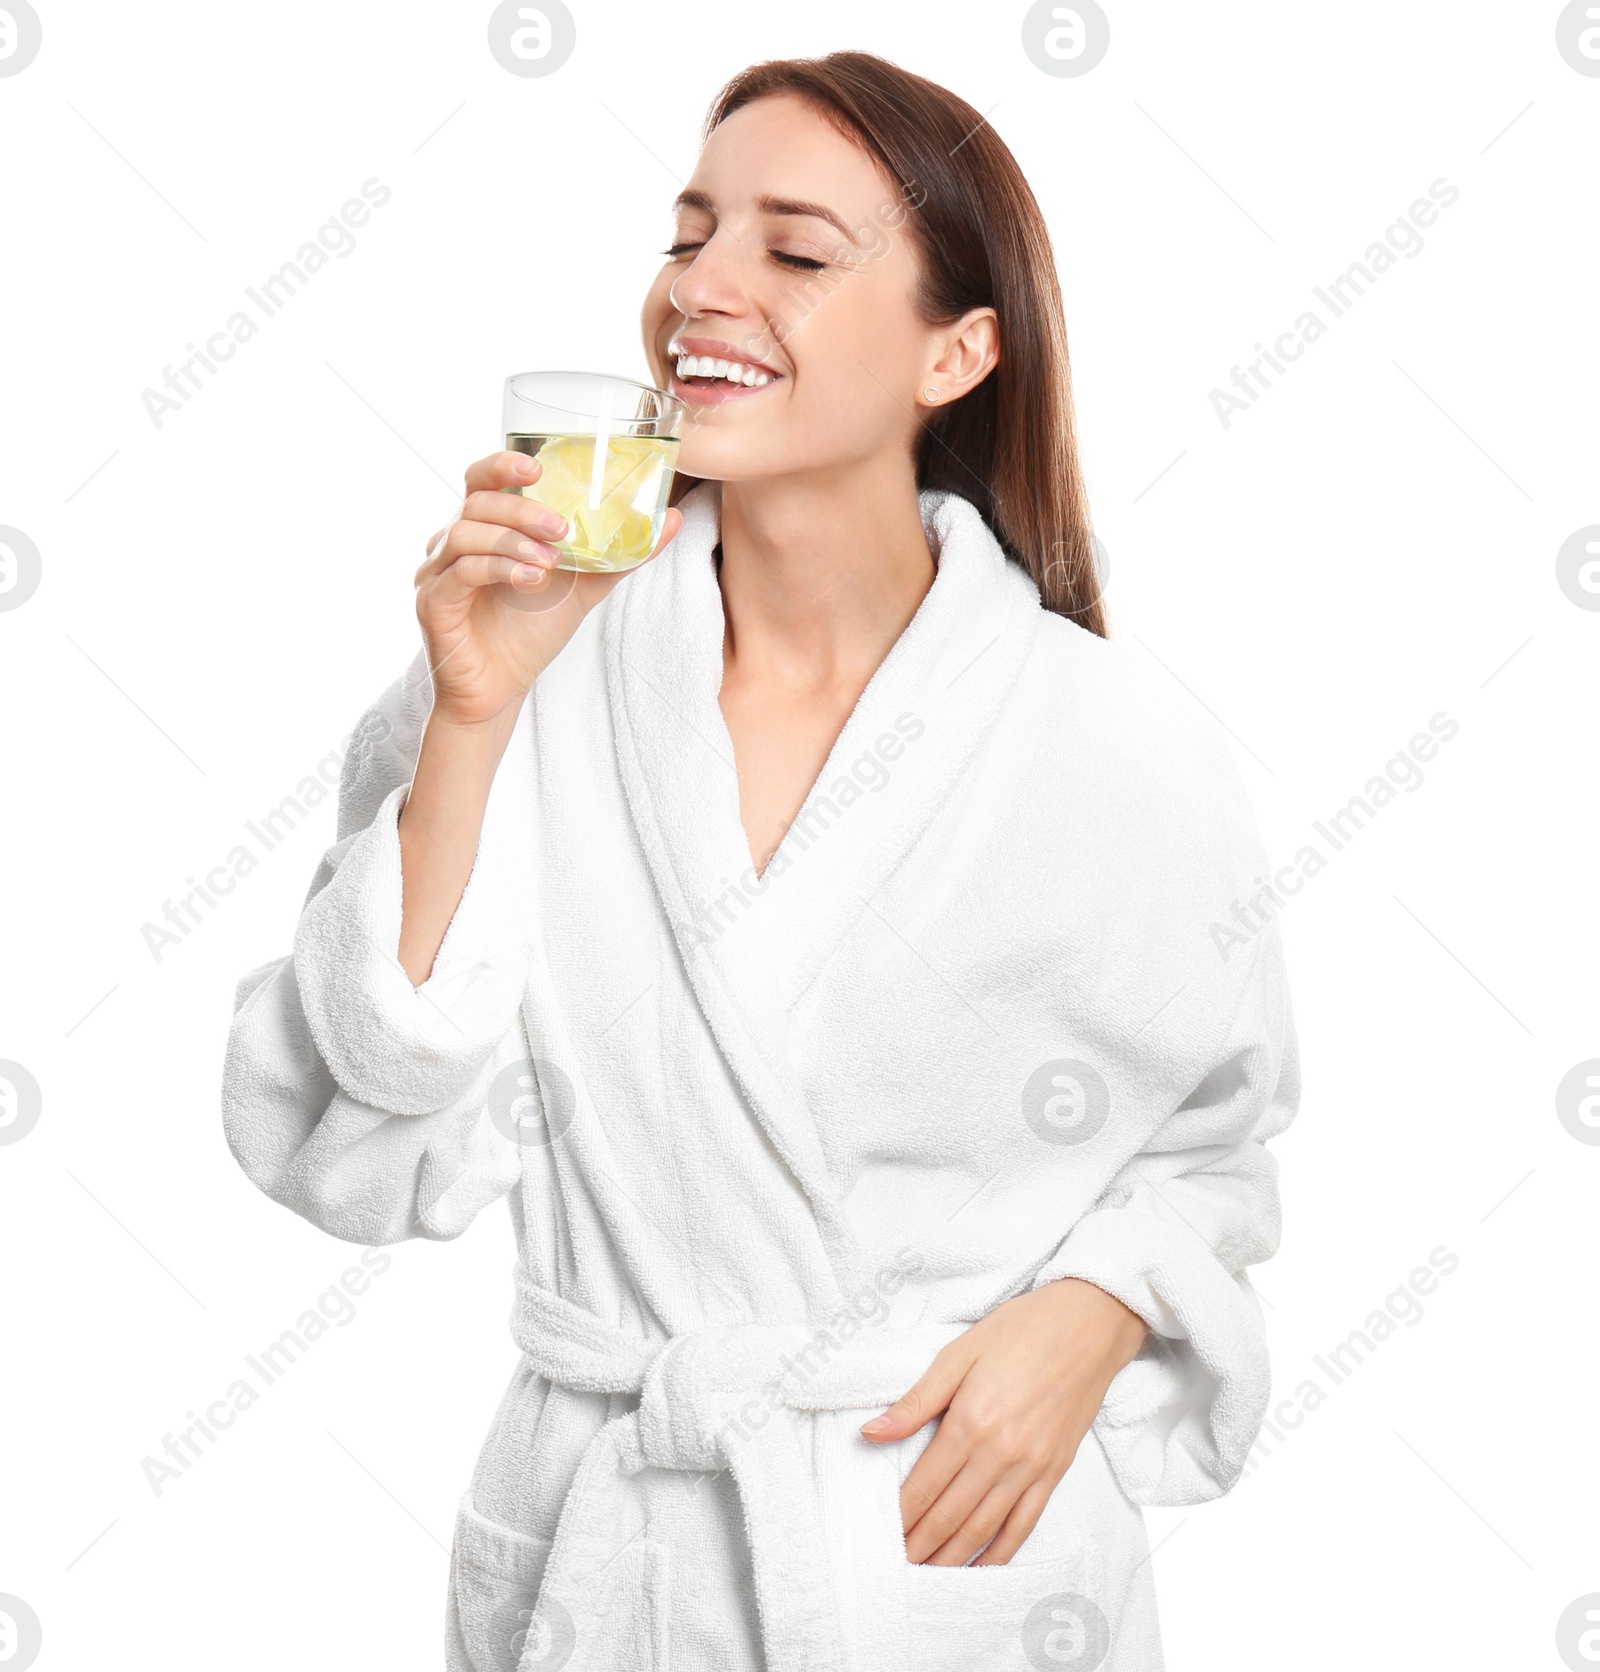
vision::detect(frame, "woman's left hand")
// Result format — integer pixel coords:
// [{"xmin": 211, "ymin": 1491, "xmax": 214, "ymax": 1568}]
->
[{"xmin": 859, "ymin": 1278, "xmax": 1149, "ymax": 1566}]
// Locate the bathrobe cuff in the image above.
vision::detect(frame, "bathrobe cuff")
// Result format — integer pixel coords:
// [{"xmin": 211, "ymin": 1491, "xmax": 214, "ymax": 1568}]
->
[
  {"xmin": 292, "ymin": 779, "xmax": 532, "ymax": 1116},
  {"xmin": 1030, "ymin": 1202, "xmax": 1267, "ymax": 1506}
]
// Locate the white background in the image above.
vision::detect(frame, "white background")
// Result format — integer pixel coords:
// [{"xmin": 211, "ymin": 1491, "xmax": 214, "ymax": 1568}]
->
[{"xmin": 2, "ymin": 1, "xmax": 1596, "ymax": 1668}]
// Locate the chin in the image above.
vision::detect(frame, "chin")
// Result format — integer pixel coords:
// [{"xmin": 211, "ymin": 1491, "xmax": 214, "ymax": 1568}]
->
[{"xmin": 674, "ymin": 442, "xmax": 780, "ymax": 485}]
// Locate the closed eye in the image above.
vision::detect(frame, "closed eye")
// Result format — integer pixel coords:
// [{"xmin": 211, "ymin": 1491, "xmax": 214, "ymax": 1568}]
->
[{"xmin": 661, "ymin": 242, "xmax": 826, "ymax": 272}]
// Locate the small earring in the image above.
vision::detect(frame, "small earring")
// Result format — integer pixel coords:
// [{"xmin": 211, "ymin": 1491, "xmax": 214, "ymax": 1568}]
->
[{"xmin": 924, "ymin": 387, "xmax": 940, "ymax": 401}]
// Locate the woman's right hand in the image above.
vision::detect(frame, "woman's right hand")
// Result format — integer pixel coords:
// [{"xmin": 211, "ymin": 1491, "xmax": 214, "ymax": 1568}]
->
[{"xmin": 414, "ymin": 450, "xmax": 683, "ymax": 729}]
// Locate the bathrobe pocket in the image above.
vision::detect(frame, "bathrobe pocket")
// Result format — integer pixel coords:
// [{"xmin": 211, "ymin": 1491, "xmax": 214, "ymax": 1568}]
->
[
  {"xmin": 447, "ymin": 1491, "xmax": 674, "ymax": 1672},
  {"xmin": 446, "ymin": 1494, "xmax": 553, "ymax": 1672},
  {"xmin": 885, "ymin": 1422, "xmax": 1114, "ymax": 1672},
  {"xmin": 903, "ymin": 1553, "xmax": 1112, "ymax": 1672}
]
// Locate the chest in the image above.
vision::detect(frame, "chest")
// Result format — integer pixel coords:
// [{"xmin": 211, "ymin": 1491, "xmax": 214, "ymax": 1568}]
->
[{"xmin": 717, "ymin": 670, "xmax": 869, "ymax": 878}]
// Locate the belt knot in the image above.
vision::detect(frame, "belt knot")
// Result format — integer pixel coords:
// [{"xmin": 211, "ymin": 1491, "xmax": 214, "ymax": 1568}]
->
[{"xmin": 630, "ymin": 1322, "xmax": 808, "ymax": 1474}]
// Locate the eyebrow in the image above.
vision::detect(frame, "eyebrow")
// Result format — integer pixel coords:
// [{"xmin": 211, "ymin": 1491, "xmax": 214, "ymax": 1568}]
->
[{"xmin": 672, "ymin": 189, "xmax": 860, "ymax": 245}]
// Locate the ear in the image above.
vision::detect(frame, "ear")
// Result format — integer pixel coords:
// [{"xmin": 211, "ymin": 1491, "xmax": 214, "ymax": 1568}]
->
[{"xmin": 921, "ymin": 308, "xmax": 1000, "ymax": 406}]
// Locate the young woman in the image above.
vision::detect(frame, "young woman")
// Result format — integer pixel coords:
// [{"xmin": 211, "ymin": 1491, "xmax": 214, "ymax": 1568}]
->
[{"xmin": 223, "ymin": 51, "xmax": 1298, "ymax": 1672}]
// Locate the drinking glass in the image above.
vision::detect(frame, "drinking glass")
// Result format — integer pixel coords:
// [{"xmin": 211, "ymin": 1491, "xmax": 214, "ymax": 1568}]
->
[{"xmin": 502, "ymin": 371, "xmax": 685, "ymax": 572}]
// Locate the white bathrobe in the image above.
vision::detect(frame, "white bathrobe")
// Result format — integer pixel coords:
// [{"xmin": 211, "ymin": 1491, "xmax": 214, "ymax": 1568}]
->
[{"xmin": 222, "ymin": 480, "xmax": 1298, "ymax": 1672}]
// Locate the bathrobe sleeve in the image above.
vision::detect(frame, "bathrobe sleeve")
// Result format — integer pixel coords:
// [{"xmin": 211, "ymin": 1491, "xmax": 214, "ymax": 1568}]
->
[
  {"xmin": 221, "ymin": 650, "xmax": 531, "ymax": 1244},
  {"xmin": 1030, "ymin": 915, "xmax": 1300, "ymax": 1507}
]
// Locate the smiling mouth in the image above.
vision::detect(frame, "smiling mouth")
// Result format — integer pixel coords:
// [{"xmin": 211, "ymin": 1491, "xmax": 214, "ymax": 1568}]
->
[
  {"xmin": 668, "ymin": 364, "xmax": 782, "ymax": 406},
  {"xmin": 664, "ymin": 338, "xmax": 783, "ymax": 402},
  {"xmin": 673, "ymin": 352, "xmax": 775, "ymax": 389}
]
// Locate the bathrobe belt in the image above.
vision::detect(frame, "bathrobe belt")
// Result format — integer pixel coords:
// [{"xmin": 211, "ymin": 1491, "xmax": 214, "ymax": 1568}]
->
[{"xmin": 509, "ymin": 1270, "xmax": 970, "ymax": 1672}]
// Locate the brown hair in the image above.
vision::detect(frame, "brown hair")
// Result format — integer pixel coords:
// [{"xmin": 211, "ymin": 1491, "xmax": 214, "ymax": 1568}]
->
[{"xmin": 670, "ymin": 49, "xmax": 1105, "ymax": 636}]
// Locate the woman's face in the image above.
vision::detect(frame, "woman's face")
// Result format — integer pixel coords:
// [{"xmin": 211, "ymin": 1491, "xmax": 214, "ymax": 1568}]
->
[{"xmin": 640, "ymin": 93, "xmax": 983, "ymax": 486}]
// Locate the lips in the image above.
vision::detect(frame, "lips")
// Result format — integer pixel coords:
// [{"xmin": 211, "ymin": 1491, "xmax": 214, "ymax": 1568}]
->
[
  {"xmin": 669, "ymin": 370, "xmax": 777, "ymax": 406},
  {"xmin": 663, "ymin": 335, "xmax": 784, "ymax": 407},
  {"xmin": 658, "ymin": 332, "xmax": 782, "ymax": 407},
  {"xmin": 670, "ymin": 336, "xmax": 784, "ymax": 379}
]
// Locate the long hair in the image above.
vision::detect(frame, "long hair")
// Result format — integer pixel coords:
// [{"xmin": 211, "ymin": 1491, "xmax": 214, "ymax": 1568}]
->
[{"xmin": 670, "ymin": 50, "xmax": 1105, "ymax": 637}]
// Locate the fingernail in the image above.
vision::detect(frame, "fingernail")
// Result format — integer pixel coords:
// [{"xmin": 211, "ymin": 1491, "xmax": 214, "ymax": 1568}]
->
[
  {"xmin": 859, "ymin": 1416, "xmax": 891, "ymax": 1435},
  {"xmin": 536, "ymin": 511, "xmax": 568, "ymax": 538},
  {"xmin": 516, "ymin": 539, "xmax": 540, "ymax": 558},
  {"xmin": 519, "ymin": 563, "xmax": 545, "ymax": 584},
  {"xmin": 513, "ymin": 455, "xmax": 535, "ymax": 475}
]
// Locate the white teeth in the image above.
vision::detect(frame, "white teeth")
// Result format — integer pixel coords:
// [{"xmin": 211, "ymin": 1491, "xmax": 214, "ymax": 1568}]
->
[{"xmin": 673, "ymin": 351, "xmax": 775, "ymax": 387}]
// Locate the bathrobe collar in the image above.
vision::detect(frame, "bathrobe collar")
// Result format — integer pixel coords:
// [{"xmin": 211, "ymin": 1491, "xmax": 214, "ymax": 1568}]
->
[{"xmin": 604, "ymin": 478, "xmax": 1044, "ymax": 1213}]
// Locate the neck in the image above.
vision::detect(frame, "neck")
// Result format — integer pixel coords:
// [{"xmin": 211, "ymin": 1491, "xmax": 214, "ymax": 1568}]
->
[{"xmin": 714, "ymin": 455, "xmax": 937, "ymax": 696}]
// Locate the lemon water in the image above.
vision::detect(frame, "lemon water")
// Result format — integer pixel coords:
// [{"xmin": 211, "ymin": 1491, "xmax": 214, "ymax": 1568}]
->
[{"xmin": 504, "ymin": 432, "xmax": 679, "ymax": 571}]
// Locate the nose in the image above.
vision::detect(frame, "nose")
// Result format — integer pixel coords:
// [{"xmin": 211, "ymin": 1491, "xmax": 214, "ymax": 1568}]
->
[{"xmin": 667, "ymin": 226, "xmax": 751, "ymax": 323}]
